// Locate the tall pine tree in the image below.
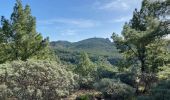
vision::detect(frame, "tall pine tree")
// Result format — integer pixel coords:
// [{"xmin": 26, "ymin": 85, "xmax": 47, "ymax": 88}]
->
[
  {"xmin": 0, "ymin": 0, "xmax": 51, "ymax": 62},
  {"xmin": 112, "ymin": 0, "xmax": 169, "ymax": 73},
  {"xmin": 75, "ymin": 52, "xmax": 95, "ymax": 77}
]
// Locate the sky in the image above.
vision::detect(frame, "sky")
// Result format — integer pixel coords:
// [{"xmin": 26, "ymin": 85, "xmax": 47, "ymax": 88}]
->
[{"xmin": 0, "ymin": 0, "xmax": 143, "ymax": 42}]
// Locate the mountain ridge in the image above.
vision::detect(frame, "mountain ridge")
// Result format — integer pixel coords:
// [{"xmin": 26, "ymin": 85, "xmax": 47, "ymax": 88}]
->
[{"xmin": 50, "ymin": 37, "xmax": 118, "ymax": 56}]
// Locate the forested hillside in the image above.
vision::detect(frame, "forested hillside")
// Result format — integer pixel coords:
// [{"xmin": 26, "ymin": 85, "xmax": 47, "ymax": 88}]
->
[
  {"xmin": 51, "ymin": 38, "xmax": 118, "ymax": 56},
  {"xmin": 50, "ymin": 38, "xmax": 120, "ymax": 65},
  {"xmin": 0, "ymin": 0, "xmax": 169, "ymax": 100}
]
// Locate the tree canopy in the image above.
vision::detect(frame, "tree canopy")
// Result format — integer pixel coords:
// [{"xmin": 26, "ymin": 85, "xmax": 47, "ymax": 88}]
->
[
  {"xmin": 112, "ymin": 0, "xmax": 170, "ymax": 73},
  {"xmin": 0, "ymin": 0, "xmax": 50, "ymax": 63}
]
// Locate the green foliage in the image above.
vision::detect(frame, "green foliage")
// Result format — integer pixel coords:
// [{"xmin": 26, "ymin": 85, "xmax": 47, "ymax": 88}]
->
[
  {"xmin": 53, "ymin": 48, "xmax": 79, "ymax": 65},
  {"xmin": 75, "ymin": 52, "xmax": 96, "ymax": 77},
  {"xmin": 138, "ymin": 79, "xmax": 170, "ymax": 100},
  {"xmin": 158, "ymin": 64, "xmax": 170, "ymax": 80},
  {"xmin": 51, "ymin": 38, "xmax": 122, "ymax": 77},
  {"xmin": 112, "ymin": 0, "xmax": 169, "ymax": 73},
  {"xmin": 150, "ymin": 79, "xmax": 170, "ymax": 100},
  {"xmin": 94, "ymin": 78, "xmax": 135, "ymax": 100},
  {"xmin": 137, "ymin": 96, "xmax": 151, "ymax": 100},
  {"xmin": 111, "ymin": 0, "xmax": 170, "ymax": 96},
  {"xmin": 74, "ymin": 52, "xmax": 97, "ymax": 89},
  {"xmin": 0, "ymin": 60, "xmax": 78, "ymax": 99},
  {"xmin": 51, "ymin": 38, "xmax": 119, "ymax": 56},
  {"xmin": 115, "ymin": 73, "xmax": 136, "ymax": 87},
  {"xmin": 95, "ymin": 57, "xmax": 118, "ymax": 79},
  {"xmin": 0, "ymin": 0, "xmax": 169, "ymax": 99},
  {"xmin": 72, "ymin": 38, "xmax": 118, "ymax": 56},
  {"xmin": 96, "ymin": 66, "xmax": 116, "ymax": 79},
  {"xmin": 76, "ymin": 94, "xmax": 93, "ymax": 100},
  {"xmin": 145, "ymin": 39, "xmax": 169, "ymax": 73},
  {"xmin": 0, "ymin": 0, "xmax": 52, "ymax": 63}
]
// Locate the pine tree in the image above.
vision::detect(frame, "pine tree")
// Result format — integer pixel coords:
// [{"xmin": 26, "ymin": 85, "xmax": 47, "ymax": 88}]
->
[
  {"xmin": 112, "ymin": 0, "xmax": 169, "ymax": 93},
  {"xmin": 75, "ymin": 52, "xmax": 95, "ymax": 77},
  {"xmin": 112, "ymin": 0, "xmax": 169, "ymax": 73},
  {"xmin": 0, "ymin": 17, "xmax": 13, "ymax": 63},
  {"xmin": 0, "ymin": 0, "xmax": 50, "ymax": 62},
  {"xmin": 74, "ymin": 52, "xmax": 97, "ymax": 88}
]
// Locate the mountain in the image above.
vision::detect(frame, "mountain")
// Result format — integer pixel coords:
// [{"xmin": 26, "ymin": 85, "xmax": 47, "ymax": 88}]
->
[
  {"xmin": 50, "ymin": 37, "xmax": 120, "ymax": 65},
  {"xmin": 51, "ymin": 37, "xmax": 118, "ymax": 56},
  {"xmin": 72, "ymin": 38, "xmax": 117, "ymax": 55},
  {"xmin": 50, "ymin": 41, "xmax": 72, "ymax": 49}
]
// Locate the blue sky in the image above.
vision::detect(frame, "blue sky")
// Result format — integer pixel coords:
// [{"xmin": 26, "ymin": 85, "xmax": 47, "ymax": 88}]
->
[{"xmin": 0, "ymin": 0, "xmax": 142, "ymax": 42}]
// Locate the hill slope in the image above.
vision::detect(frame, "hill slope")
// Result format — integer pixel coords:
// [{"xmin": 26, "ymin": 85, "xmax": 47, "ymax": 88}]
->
[
  {"xmin": 50, "ymin": 37, "xmax": 118, "ymax": 56},
  {"xmin": 50, "ymin": 38, "xmax": 121, "ymax": 65}
]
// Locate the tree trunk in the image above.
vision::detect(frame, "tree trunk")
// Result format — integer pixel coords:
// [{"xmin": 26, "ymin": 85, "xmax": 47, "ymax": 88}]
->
[
  {"xmin": 138, "ymin": 45, "xmax": 146, "ymax": 73},
  {"xmin": 141, "ymin": 58, "xmax": 145, "ymax": 73}
]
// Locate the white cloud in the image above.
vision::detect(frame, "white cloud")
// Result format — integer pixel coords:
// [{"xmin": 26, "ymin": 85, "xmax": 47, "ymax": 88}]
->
[
  {"xmin": 60, "ymin": 29, "xmax": 78, "ymax": 36},
  {"xmin": 165, "ymin": 34, "xmax": 170, "ymax": 40},
  {"xmin": 111, "ymin": 16, "xmax": 132, "ymax": 23},
  {"xmin": 95, "ymin": 0, "xmax": 142, "ymax": 11},
  {"xmin": 38, "ymin": 18, "xmax": 99, "ymax": 28}
]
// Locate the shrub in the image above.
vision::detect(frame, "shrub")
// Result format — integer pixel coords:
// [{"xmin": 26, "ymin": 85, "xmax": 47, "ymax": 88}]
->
[
  {"xmin": 0, "ymin": 60, "xmax": 78, "ymax": 99},
  {"xmin": 150, "ymin": 79, "xmax": 170, "ymax": 100},
  {"xmin": 137, "ymin": 96, "xmax": 151, "ymax": 100},
  {"xmin": 138, "ymin": 79, "xmax": 170, "ymax": 100},
  {"xmin": 115, "ymin": 73, "xmax": 136, "ymax": 87},
  {"xmin": 74, "ymin": 52, "xmax": 97, "ymax": 89},
  {"xmin": 96, "ymin": 64, "xmax": 117, "ymax": 79},
  {"xmin": 94, "ymin": 78, "xmax": 135, "ymax": 100},
  {"xmin": 76, "ymin": 94, "xmax": 93, "ymax": 100},
  {"xmin": 158, "ymin": 65, "xmax": 170, "ymax": 80},
  {"xmin": 78, "ymin": 76, "xmax": 95, "ymax": 89}
]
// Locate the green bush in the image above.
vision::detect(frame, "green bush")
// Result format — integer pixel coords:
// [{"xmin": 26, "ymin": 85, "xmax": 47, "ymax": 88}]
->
[
  {"xmin": 78, "ymin": 76, "xmax": 95, "ymax": 89},
  {"xmin": 150, "ymin": 79, "xmax": 170, "ymax": 100},
  {"xmin": 96, "ymin": 64, "xmax": 117, "ymax": 79},
  {"xmin": 74, "ymin": 52, "xmax": 97, "ymax": 89},
  {"xmin": 158, "ymin": 65, "xmax": 170, "ymax": 80},
  {"xmin": 138, "ymin": 79, "xmax": 170, "ymax": 100},
  {"xmin": 0, "ymin": 60, "xmax": 78, "ymax": 99},
  {"xmin": 115, "ymin": 73, "xmax": 136, "ymax": 87},
  {"xmin": 137, "ymin": 96, "xmax": 151, "ymax": 100},
  {"xmin": 94, "ymin": 78, "xmax": 135, "ymax": 100},
  {"xmin": 76, "ymin": 94, "xmax": 94, "ymax": 100}
]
